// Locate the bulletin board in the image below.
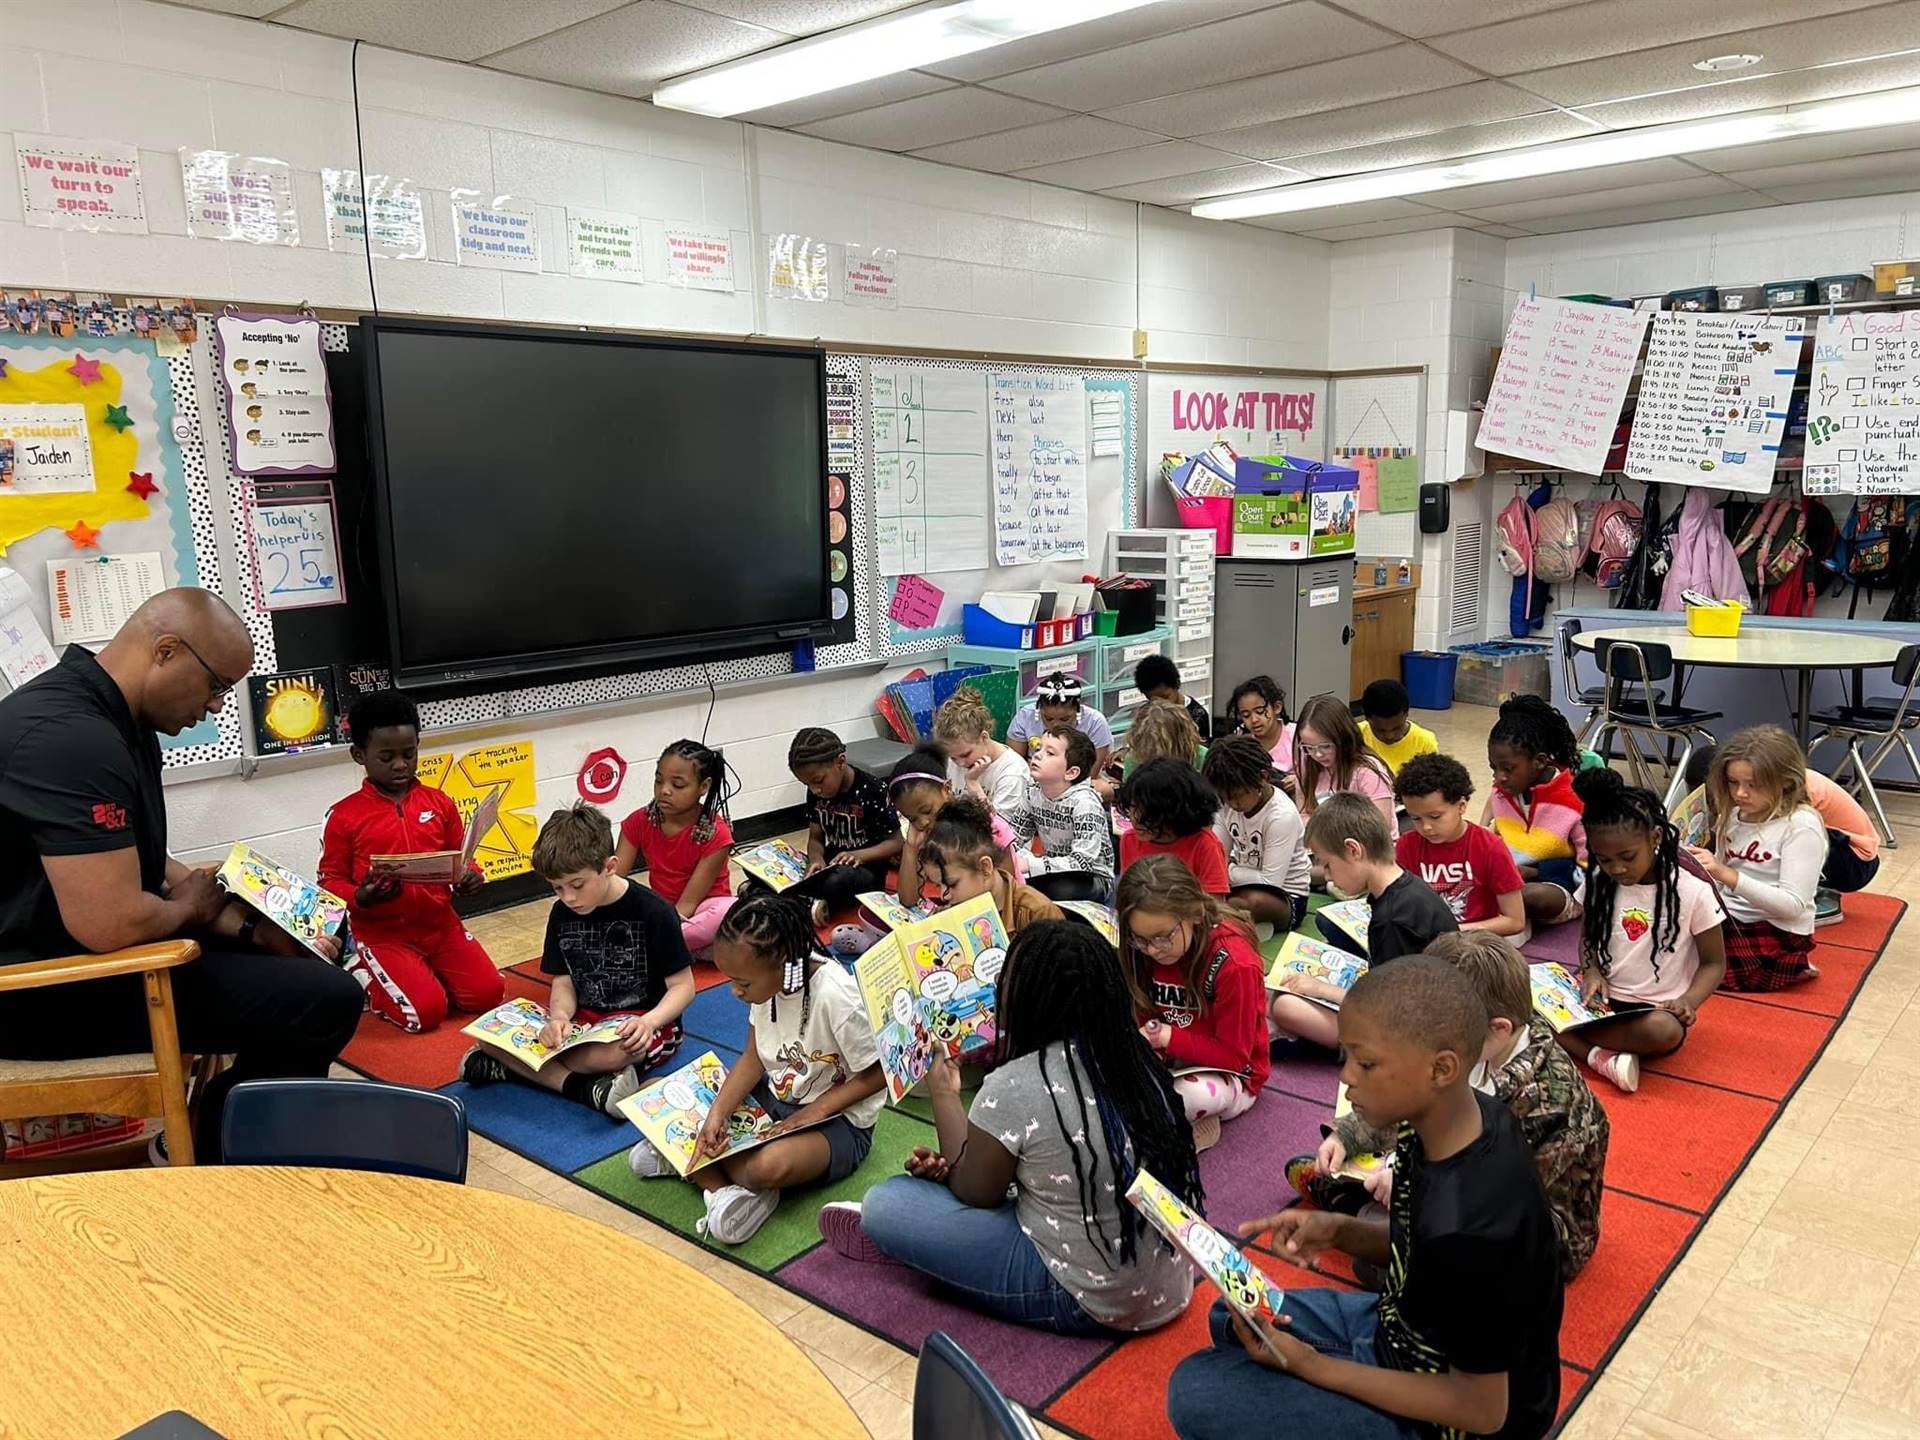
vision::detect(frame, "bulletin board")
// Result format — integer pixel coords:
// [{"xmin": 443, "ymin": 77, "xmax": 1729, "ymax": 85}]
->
[
  {"xmin": 1330, "ymin": 370, "xmax": 1427, "ymax": 558},
  {"xmin": 828, "ymin": 353, "xmax": 1140, "ymax": 659}
]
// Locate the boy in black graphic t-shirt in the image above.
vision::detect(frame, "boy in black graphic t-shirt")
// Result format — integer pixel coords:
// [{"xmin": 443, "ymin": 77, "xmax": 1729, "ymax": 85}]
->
[
  {"xmin": 461, "ymin": 803, "xmax": 694, "ymax": 1115},
  {"xmin": 1168, "ymin": 956, "xmax": 1562, "ymax": 1440},
  {"xmin": 774, "ymin": 727, "xmax": 903, "ymax": 917}
]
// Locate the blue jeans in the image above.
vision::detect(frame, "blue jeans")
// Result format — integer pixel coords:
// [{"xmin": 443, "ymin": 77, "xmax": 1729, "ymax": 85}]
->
[
  {"xmin": 860, "ymin": 1175, "xmax": 1108, "ymax": 1336},
  {"xmin": 1167, "ymin": 1294, "xmax": 1423, "ymax": 1440}
]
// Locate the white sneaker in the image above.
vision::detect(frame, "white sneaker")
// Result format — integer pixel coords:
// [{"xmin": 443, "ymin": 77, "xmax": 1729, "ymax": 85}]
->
[
  {"xmin": 147, "ymin": 1128, "xmax": 171, "ymax": 1167},
  {"xmin": 811, "ymin": 898, "xmax": 831, "ymax": 927},
  {"xmin": 818, "ymin": 1200, "xmax": 894, "ymax": 1263},
  {"xmin": 1191, "ymin": 1114, "xmax": 1223, "ymax": 1153},
  {"xmin": 697, "ymin": 1184, "xmax": 780, "ymax": 1245},
  {"xmin": 1587, "ymin": 1046, "xmax": 1640, "ymax": 1093},
  {"xmin": 626, "ymin": 1136, "xmax": 674, "ymax": 1179},
  {"xmin": 1254, "ymin": 921, "xmax": 1275, "ymax": 944},
  {"xmin": 603, "ymin": 1064, "xmax": 644, "ymax": 1119}
]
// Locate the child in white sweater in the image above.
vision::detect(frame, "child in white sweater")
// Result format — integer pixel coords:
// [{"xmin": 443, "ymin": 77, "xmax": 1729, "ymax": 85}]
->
[
  {"xmin": 1684, "ymin": 726, "xmax": 1822, "ymax": 991},
  {"xmin": 1202, "ymin": 733, "xmax": 1309, "ymax": 931},
  {"xmin": 1006, "ymin": 726, "xmax": 1115, "ymax": 903}
]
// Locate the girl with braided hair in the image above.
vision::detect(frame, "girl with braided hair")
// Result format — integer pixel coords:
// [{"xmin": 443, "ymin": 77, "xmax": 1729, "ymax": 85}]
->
[
  {"xmin": 775, "ymin": 726, "xmax": 903, "ymax": 918},
  {"xmin": 614, "ymin": 738, "xmax": 736, "ymax": 957},
  {"xmin": 623, "ymin": 892, "xmax": 884, "ymax": 1245},
  {"xmin": 1486, "ymin": 694, "xmax": 1589, "ymax": 927},
  {"xmin": 1564, "ymin": 768, "xmax": 1726, "ymax": 1093},
  {"xmin": 818, "ymin": 920, "xmax": 1201, "ymax": 1335}
]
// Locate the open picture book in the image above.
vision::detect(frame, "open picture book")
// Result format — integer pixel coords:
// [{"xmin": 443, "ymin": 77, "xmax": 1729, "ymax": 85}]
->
[
  {"xmin": 855, "ymin": 891, "xmax": 940, "ymax": 931},
  {"xmin": 1671, "ymin": 785, "xmax": 1711, "ymax": 849},
  {"xmin": 855, "ymin": 891, "xmax": 1008, "ymax": 1104},
  {"xmin": 215, "ymin": 842, "xmax": 348, "ymax": 960},
  {"xmin": 1058, "ymin": 899, "xmax": 1119, "ymax": 947},
  {"xmin": 1314, "ymin": 897, "xmax": 1371, "ymax": 952},
  {"xmin": 1126, "ymin": 1169, "xmax": 1286, "ymax": 1327},
  {"xmin": 1263, "ymin": 931, "xmax": 1368, "ymax": 1009},
  {"xmin": 733, "ymin": 838, "xmax": 812, "ymax": 893},
  {"xmin": 1529, "ymin": 961, "xmax": 1614, "ymax": 1035},
  {"xmin": 616, "ymin": 1050, "xmax": 827, "ymax": 1176},
  {"xmin": 461, "ymin": 997, "xmax": 630, "ymax": 1070},
  {"xmin": 368, "ymin": 787, "xmax": 501, "ymax": 884}
]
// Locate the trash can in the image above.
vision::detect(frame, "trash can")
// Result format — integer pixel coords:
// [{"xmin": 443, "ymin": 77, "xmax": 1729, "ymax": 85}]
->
[{"xmin": 1401, "ymin": 651, "xmax": 1458, "ymax": 711}]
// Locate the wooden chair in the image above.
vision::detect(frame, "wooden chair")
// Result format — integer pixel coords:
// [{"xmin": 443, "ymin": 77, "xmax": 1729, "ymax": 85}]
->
[{"xmin": 0, "ymin": 941, "xmax": 200, "ymax": 1170}]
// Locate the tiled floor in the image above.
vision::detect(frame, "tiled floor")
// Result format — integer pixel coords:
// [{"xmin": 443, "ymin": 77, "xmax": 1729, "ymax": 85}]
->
[{"xmin": 449, "ymin": 703, "xmax": 1920, "ymax": 1440}]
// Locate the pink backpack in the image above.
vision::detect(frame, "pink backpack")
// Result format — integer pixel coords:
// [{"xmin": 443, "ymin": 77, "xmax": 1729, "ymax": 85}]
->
[
  {"xmin": 1583, "ymin": 497, "xmax": 1642, "ymax": 589},
  {"xmin": 1495, "ymin": 493, "xmax": 1535, "ymax": 579},
  {"xmin": 1530, "ymin": 496, "xmax": 1583, "ymax": 584}
]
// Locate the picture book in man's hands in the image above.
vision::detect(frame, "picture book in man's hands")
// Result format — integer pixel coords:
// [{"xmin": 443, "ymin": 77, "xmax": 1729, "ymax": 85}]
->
[
  {"xmin": 215, "ymin": 842, "xmax": 348, "ymax": 959},
  {"xmin": 855, "ymin": 891, "xmax": 1009, "ymax": 1104},
  {"xmin": 1315, "ymin": 897, "xmax": 1371, "ymax": 951},
  {"xmin": 461, "ymin": 997, "xmax": 629, "ymax": 1070},
  {"xmin": 1264, "ymin": 931, "xmax": 1367, "ymax": 1008},
  {"xmin": 1529, "ymin": 961, "xmax": 1613, "ymax": 1034},
  {"xmin": 1126, "ymin": 1168, "xmax": 1286, "ymax": 1327},
  {"xmin": 734, "ymin": 839, "xmax": 811, "ymax": 892},
  {"xmin": 617, "ymin": 1050, "xmax": 827, "ymax": 1175}
]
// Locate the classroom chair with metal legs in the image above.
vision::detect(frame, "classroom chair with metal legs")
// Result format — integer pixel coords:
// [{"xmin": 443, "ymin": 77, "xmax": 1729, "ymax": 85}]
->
[
  {"xmin": 1589, "ymin": 638, "xmax": 1721, "ymax": 811},
  {"xmin": 1557, "ymin": 619, "xmax": 1610, "ymax": 752},
  {"xmin": 1806, "ymin": 642, "xmax": 1920, "ymax": 851},
  {"xmin": 221, "ymin": 1078, "xmax": 469, "ymax": 1183},
  {"xmin": 912, "ymin": 1331, "xmax": 1041, "ymax": 1440}
]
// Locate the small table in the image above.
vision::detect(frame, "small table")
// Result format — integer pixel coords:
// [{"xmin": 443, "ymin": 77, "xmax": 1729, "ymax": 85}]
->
[
  {"xmin": 0, "ymin": 1167, "xmax": 871, "ymax": 1440},
  {"xmin": 1572, "ymin": 623, "xmax": 1907, "ymax": 746}
]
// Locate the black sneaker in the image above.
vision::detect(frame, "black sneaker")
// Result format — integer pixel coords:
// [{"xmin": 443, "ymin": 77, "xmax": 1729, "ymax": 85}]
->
[
  {"xmin": 460, "ymin": 1045, "xmax": 510, "ymax": 1086},
  {"xmin": 582, "ymin": 1073, "xmax": 617, "ymax": 1114}
]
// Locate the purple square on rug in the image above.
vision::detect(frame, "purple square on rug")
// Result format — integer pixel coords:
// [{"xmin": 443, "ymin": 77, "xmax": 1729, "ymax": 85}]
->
[
  {"xmin": 1522, "ymin": 919, "xmax": 1580, "ymax": 968},
  {"xmin": 1265, "ymin": 1047, "xmax": 1338, "ymax": 1104},
  {"xmin": 778, "ymin": 1244, "xmax": 1114, "ymax": 1408},
  {"xmin": 1200, "ymin": 1090, "xmax": 1326, "ymax": 1235}
]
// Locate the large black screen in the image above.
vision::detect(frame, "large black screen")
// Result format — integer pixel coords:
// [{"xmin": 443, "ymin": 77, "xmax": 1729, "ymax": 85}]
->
[{"xmin": 362, "ymin": 319, "xmax": 829, "ymax": 691}]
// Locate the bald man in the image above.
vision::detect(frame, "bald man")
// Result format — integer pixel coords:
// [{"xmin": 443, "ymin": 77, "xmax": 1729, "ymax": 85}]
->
[{"xmin": 0, "ymin": 588, "xmax": 363, "ymax": 1160}]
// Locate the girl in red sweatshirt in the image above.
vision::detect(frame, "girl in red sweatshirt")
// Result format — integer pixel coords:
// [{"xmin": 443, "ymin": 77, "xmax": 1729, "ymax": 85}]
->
[{"xmin": 1116, "ymin": 854, "xmax": 1267, "ymax": 1151}]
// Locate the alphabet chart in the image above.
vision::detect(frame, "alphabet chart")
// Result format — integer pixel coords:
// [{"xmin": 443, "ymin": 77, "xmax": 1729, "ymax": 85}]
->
[
  {"xmin": 871, "ymin": 365, "xmax": 989, "ymax": 575},
  {"xmin": 1807, "ymin": 310, "xmax": 1920, "ymax": 495}
]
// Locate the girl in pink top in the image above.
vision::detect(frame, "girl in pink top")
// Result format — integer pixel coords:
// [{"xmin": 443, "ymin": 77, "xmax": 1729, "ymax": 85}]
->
[
  {"xmin": 1283, "ymin": 695, "xmax": 1394, "ymax": 823},
  {"xmin": 1228, "ymin": 675, "xmax": 1294, "ymax": 773}
]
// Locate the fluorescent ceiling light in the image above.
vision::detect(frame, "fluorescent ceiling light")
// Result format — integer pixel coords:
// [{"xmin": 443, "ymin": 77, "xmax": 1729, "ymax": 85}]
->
[
  {"xmin": 1191, "ymin": 83, "xmax": 1920, "ymax": 220},
  {"xmin": 652, "ymin": 0, "xmax": 1168, "ymax": 118}
]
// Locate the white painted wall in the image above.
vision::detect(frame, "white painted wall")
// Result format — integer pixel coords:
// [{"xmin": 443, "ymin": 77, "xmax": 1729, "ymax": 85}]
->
[{"xmin": 0, "ymin": 0, "xmax": 1333, "ymax": 873}]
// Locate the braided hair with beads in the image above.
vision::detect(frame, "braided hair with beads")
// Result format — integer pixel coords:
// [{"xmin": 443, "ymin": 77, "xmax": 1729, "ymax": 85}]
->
[
  {"xmin": 994, "ymin": 919, "xmax": 1203, "ymax": 1267},
  {"xmin": 656, "ymin": 738, "xmax": 730, "ymax": 844},
  {"xmin": 1574, "ymin": 767, "xmax": 1683, "ymax": 981},
  {"xmin": 714, "ymin": 891, "xmax": 821, "ymax": 1026}
]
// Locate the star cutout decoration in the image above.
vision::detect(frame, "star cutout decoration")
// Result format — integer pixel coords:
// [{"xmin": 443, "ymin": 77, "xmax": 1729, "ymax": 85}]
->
[
  {"xmin": 103, "ymin": 403, "xmax": 132, "ymax": 432},
  {"xmin": 65, "ymin": 520, "xmax": 101, "ymax": 550},
  {"xmin": 126, "ymin": 471, "xmax": 158, "ymax": 500},
  {"xmin": 67, "ymin": 355, "xmax": 104, "ymax": 385}
]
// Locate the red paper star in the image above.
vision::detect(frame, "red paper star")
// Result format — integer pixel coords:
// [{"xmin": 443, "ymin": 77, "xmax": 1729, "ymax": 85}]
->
[
  {"xmin": 126, "ymin": 471, "xmax": 158, "ymax": 499},
  {"xmin": 65, "ymin": 520, "xmax": 102, "ymax": 550},
  {"xmin": 67, "ymin": 355, "xmax": 104, "ymax": 385}
]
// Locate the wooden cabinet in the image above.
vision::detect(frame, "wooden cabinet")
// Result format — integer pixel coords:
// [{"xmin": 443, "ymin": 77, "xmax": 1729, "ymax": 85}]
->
[{"xmin": 1349, "ymin": 583, "xmax": 1417, "ymax": 698}]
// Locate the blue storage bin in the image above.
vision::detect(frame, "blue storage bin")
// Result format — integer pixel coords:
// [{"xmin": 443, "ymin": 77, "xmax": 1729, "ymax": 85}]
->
[
  {"xmin": 961, "ymin": 605, "xmax": 1034, "ymax": 649},
  {"xmin": 1401, "ymin": 651, "xmax": 1458, "ymax": 710}
]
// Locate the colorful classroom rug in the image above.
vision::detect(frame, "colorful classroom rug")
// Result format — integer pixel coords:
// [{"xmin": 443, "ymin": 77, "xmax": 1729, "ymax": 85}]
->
[{"xmin": 336, "ymin": 892, "xmax": 1906, "ymax": 1439}]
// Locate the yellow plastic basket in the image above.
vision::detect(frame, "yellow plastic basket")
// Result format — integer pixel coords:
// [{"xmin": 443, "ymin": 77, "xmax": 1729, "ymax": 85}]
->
[{"xmin": 1685, "ymin": 603, "xmax": 1744, "ymax": 638}]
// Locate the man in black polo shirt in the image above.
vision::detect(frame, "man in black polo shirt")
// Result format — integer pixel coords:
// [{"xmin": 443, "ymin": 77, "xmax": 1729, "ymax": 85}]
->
[{"xmin": 0, "ymin": 587, "xmax": 364, "ymax": 1160}]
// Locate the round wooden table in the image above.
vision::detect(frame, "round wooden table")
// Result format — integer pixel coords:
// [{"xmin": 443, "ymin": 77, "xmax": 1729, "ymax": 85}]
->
[
  {"xmin": 0, "ymin": 1167, "xmax": 872, "ymax": 1440},
  {"xmin": 1572, "ymin": 623, "xmax": 1907, "ymax": 746}
]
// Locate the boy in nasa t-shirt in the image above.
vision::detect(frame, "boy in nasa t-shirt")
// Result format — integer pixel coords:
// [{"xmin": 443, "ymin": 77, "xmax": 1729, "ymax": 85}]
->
[{"xmin": 1393, "ymin": 755, "xmax": 1528, "ymax": 937}]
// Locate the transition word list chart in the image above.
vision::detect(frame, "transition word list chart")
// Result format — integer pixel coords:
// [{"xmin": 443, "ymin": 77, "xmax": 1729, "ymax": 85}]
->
[
  {"xmin": 1479, "ymin": 296, "xmax": 1651, "ymax": 474},
  {"xmin": 870, "ymin": 366, "xmax": 989, "ymax": 576},
  {"xmin": 990, "ymin": 373, "xmax": 1088, "ymax": 566}
]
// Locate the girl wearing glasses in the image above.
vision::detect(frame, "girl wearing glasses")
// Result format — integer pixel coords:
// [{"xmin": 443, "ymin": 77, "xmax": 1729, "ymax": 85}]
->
[
  {"xmin": 1117, "ymin": 855, "xmax": 1267, "ymax": 1152},
  {"xmin": 1285, "ymin": 695, "xmax": 1395, "ymax": 825}
]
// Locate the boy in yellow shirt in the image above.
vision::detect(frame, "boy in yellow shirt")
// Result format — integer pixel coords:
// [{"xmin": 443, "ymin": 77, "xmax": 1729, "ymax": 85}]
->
[{"xmin": 1359, "ymin": 679, "xmax": 1438, "ymax": 775}]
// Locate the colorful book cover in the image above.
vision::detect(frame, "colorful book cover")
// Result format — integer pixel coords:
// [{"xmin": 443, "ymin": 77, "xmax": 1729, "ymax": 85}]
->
[
  {"xmin": 1316, "ymin": 897, "xmax": 1371, "ymax": 951},
  {"xmin": 216, "ymin": 842, "xmax": 348, "ymax": 959},
  {"xmin": 1529, "ymin": 961, "xmax": 1613, "ymax": 1034},
  {"xmin": 855, "ymin": 891, "xmax": 1009, "ymax": 1104},
  {"xmin": 856, "ymin": 891, "xmax": 940, "ymax": 931},
  {"xmin": 1059, "ymin": 899, "xmax": 1119, "ymax": 947},
  {"xmin": 330, "ymin": 660, "xmax": 393, "ymax": 742},
  {"xmin": 248, "ymin": 668, "xmax": 337, "ymax": 754},
  {"xmin": 1264, "ymin": 931, "xmax": 1368, "ymax": 1006},
  {"xmin": 370, "ymin": 789, "xmax": 498, "ymax": 885},
  {"xmin": 460, "ymin": 997, "xmax": 630, "ymax": 1070},
  {"xmin": 1671, "ymin": 784, "xmax": 1711, "ymax": 849},
  {"xmin": 616, "ymin": 1050, "xmax": 826, "ymax": 1176},
  {"xmin": 1126, "ymin": 1169, "xmax": 1286, "ymax": 1327},
  {"xmin": 734, "ymin": 838, "xmax": 811, "ymax": 892}
]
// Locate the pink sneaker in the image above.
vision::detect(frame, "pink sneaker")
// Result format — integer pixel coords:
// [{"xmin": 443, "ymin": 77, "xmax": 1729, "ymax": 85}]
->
[
  {"xmin": 1587, "ymin": 1046, "xmax": 1640, "ymax": 1093},
  {"xmin": 818, "ymin": 1201, "xmax": 895, "ymax": 1264}
]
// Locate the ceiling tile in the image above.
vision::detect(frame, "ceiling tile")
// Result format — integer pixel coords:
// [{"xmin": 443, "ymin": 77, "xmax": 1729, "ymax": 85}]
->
[
  {"xmin": 1422, "ymin": 0, "xmax": 1888, "ymax": 77},
  {"xmin": 980, "ymin": 3, "xmax": 1398, "ymax": 113},
  {"xmin": 1095, "ymin": 44, "xmax": 1478, "ymax": 137},
  {"xmin": 1197, "ymin": 80, "xmax": 1551, "ymax": 160},
  {"xmin": 1098, "ymin": 161, "xmax": 1312, "ymax": 205},
  {"xmin": 1686, "ymin": 120, "xmax": 1920, "ymax": 172},
  {"xmin": 161, "ymin": 0, "xmax": 290, "ymax": 15},
  {"xmin": 1299, "ymin": 211, "xmax": 1481, "ymax": 241},
  {"xmin": 912, "ymin": 115, "xmax": 1167, "ymax": 171},
  {"xmin": 1327, "ymin": 0, "xmax": 1594, "ymax": 38},
  {"xmin": 271, "ymin": 0, "xmax": 633, "ymax": 62},
  {"xmin": 1571, "ymin": 52, "xmax": 1920, "ymax": 127},
  {"xmin": 1507, "ymin": 1, "xmax": 1920, "ymax": 106},
  {"xmin": 1282, "ymin": 110, "xmax": 1602, "ymax": 176},
  {"xmin": 1455, "ymin": 173, "xmax": 1749, "ymax": 224},
  {"xmin": 1436, "ymin": 156, "xmax": 1702, "ymax": 210},
  {"xmin": 673, "ymin": 0, "xmax": 920, "ymax": 31},
  {"xmin": 799, "ymin": 87, "xmax": 1068, "ymax": 151},
  {"xmin": 1238, "ymin": 196, "xmax": 1455, "ymax": 230},
  {"xmin": 1014, "ymin": 142, "xmax": 1261, "ymax": 191},
  {"xmin": 485, "ymin": 1, "xmax": 773, "ymax": 95},
  {"xmin": 1720, "ymin": 147, "xmax": 1920, "ymax": 191},
  {"xmin": 1471, "ymin": 222, "xmax": 1539, "ymax": 237},
  {"xmin": 740, "ymin": 71, "xmax": 955, "ymax": 128},
  {"xmin": 1746, "ymin": 169, "xmax": 1920, "ymax": 204},
  {"xmin": 1516, "ymin": 192, "xmax": 1766, "ymax": 232},
  {"xmin": 920, "ymin": 0, "xmax": 1289, "ymax": 82}
]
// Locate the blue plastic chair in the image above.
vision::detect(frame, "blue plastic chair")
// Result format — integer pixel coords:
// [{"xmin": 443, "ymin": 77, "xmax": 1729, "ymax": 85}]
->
[
  {"xmin": 220, "ymin": 1079, "xmax": 468, "ymax": 1182},
  {"xmin": 912, "ymin": 1331, "xmax": 1041, "ymax": 1440}
]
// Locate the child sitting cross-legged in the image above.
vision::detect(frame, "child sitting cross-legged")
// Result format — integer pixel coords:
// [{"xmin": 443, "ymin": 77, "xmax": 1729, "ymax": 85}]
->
[
  {"xmin": 320, "ymin": 689, "xmax": 502, "ymax": 1033},
  {"xmin": 1118, "ymin": 758, "xmax": 1232, "ymax": 897},
  {"xmin": 461, "ymin": 802, "xmax": 695, "ymax": 1113},
  {"xmin": 1295, "ymin": 931, "xmax": 1608, "ymax": 1284},
  {"xmin": 918, "ymin": 794, "xmax": 1063, "ymax": 937},
  {"xmin": 1272, "ymin": 794, "xmax": 1459, "ymax": 1050},
  {"xmin": 783, "ymin": 726, "xmax": 904, "ymax": 919},
  {"xmin": 1485, "ymin": 695, "xmax": 1588, "ymax": 927},
  {"xmin": 1285, "ymin": 695, "xmax": 1395, "ymax": 825},
  {"xmin": 1007, "ymin": 725, "xmax": 1116, "ymax": 903},
  {"xmin": 624, "ymin": 894, "xmax": 884, "ymax": 1246},
  {"xmin": 1566, "ymin": 768, "xmax": 1727, "ymax": 1093},
  {"xmin": 1203, "ymin": 733, "xmax": 1310, "ymax": 934},
  {"xmin": 613, "ymin": 738, "xmax": 735, "ymax": 959},
  {"xmin": 1119, "ymin": 854, "xmax": 1269, "ymax": 1149},
  {"xmin": 817, "ymin": 921, "xmax": 1201, "ymax": 1336},
  {"xmin": 1358, "ymin": 678, "xmax": 1438, "ymax": 776},
  {"xmin": 1394, "ymin": 753, "xmax": 1527, "ymax": 941},
  {"xmin": 1167, "ymin": 956, "xmax": 1565, "ymax": 1440},
  {"xmin": 888, "ymin": 746, "xmax": 957, "ymax": 909}
]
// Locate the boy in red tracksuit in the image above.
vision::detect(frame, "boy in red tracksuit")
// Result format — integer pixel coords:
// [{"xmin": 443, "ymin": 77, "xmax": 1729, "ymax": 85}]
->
[{"xmin": 320, "ymin": 690, "xmax": 504, "ymax": 1033}]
